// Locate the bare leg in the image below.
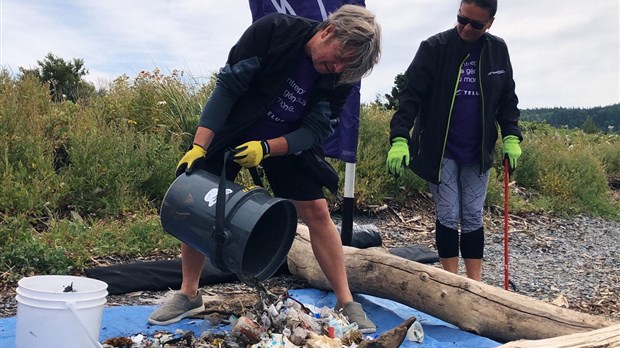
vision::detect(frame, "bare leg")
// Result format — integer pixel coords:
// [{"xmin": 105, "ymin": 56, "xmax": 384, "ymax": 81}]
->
[
  {"xmin": 464, "ymin": 258, "xmax": 482, "ymax": 281},
  {"xmin": 148, "ymin": 242, "xmax": 206, "ymax": 325},
  {"xmin": 293, "ymin": 199, "xmax": 353, "ymax": 306},
  {"xmin": 440, "ymin": 257, "xmax": 459, "ymax": 274},
  {"xmin": 179, "ymin": 243, "xmax": 206, "ymax": 297}
]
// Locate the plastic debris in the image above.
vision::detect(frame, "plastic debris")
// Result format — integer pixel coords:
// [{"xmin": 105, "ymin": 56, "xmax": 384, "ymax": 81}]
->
[
  {"xmin": 306, "ymin": 332, "xmax": 342, "ymax": 348},
  {"xmin": 250, "ymin": 333, "xmax": 297, "ymax": 348},
  {"xmin": 101, "ymin": 286, "xmax": 418, "ymax": 347},
  {"xmin": 406, "ymin": 320, "xmax": 425, "ymax": 343}
]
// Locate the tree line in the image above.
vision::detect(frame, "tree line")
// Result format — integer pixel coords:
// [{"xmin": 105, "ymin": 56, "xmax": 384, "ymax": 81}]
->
[{"xmin": 520, "ymin": 105, "xmax": 619, "ymax": 134}]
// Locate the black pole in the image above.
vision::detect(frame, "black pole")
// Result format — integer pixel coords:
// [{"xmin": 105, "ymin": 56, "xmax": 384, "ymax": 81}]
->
[{"xmin": 340, "ymin": 196, "xmax": 354, "ymax": 246}]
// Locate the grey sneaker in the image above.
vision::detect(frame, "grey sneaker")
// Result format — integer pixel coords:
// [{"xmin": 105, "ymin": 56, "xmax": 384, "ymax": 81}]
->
[
  {"xmin": 336, "ymin": 301, "xmax": 377, "ymax": 334},
  {"xmin": 148, "ymin": 293, "xmax": 204, "ymax": 325}
]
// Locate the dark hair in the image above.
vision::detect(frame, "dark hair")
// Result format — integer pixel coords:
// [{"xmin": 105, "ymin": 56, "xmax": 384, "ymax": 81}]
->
[{"xmin": 461, "ymin": 0, "xmax": 497, "ymax": 18}]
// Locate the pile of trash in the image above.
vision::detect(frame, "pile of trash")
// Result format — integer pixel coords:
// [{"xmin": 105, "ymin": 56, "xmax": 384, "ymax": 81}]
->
[
  {"xmin": 228, "ymin": 294, "xmax": 367, "ymax": 347},
  {"xmin": 102, "ymin": 285, "xmax": 424, "ymax": 348}
]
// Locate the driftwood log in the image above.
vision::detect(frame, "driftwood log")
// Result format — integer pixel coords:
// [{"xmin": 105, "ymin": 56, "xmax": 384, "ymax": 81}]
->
[
  {"xmin": 287, "ymin": 225, "xmax": 619, "ymax": 343},
  {"xmin": 499, "ymin": 323, "xmax": 620, "ymax": 347},
  {"xmin": 358, "ymin": 316, "xmax": 416, "ymax": 348}
]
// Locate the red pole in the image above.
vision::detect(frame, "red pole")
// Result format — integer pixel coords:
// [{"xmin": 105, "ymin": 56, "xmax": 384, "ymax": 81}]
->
[{"xmin": 503, "ymin": 158, "xmax": 510, "ymax": 291}]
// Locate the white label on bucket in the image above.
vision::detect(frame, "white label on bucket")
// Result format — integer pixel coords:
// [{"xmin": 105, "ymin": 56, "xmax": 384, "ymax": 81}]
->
[{"xmin": 204, "ymin": 188, "xmax": 233, "ymax": 207}]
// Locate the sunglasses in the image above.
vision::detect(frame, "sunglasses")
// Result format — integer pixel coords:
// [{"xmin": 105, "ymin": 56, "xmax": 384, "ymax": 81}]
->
[{"xmin": 457, "ymin": 14, "xmax": 489, "ymax": 30}]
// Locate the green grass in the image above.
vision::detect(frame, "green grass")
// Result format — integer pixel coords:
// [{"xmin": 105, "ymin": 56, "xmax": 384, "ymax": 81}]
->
[
  {"xmin": 0, "ymin": 68, "xmax": 618, "ymax": 281},
  {"xmin": 0, "ymin": 212, "xmax": 178, "ymax": 282}
]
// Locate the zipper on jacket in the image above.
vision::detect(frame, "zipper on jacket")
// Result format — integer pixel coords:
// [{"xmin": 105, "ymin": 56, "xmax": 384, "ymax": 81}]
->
[
  {"xmin": 478, "ymin": 43, "xmax": 487, "ymax": 175},
  {"xmin": 439, "ymin": 54, "xmax": 470, "ymax": 183}
]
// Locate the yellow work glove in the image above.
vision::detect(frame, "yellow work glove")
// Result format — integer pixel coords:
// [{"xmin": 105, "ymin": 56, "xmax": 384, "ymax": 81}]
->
[
  {"xmin": 386, "ymin": 137, "xmax": 410, "ymax": 176},
  {"xmin": 502, "ymin": 135, "xmax": 522, "ymax": 172},
  {"xmin": 232, "ymin": 140, "xmax": 270, "ymax": 168},
  {"xmin": 175, "ymin": 144, "xmax": 206, "ymax": 177}
]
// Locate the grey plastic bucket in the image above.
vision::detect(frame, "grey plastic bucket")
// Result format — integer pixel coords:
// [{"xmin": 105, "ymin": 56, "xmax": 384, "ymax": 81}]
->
[{"xmin": 160, "ymin": 169, "xmax": 297, "ymax": 282}]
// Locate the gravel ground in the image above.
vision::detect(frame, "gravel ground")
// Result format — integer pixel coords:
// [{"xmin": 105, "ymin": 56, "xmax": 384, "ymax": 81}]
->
[
  {"xmin": 1, "ymin": 203, "xmax": 619, "ymax": 321},
  {"xmin": 365, "ymin": 202, "xmax": 620, "ymax": 320},
  {"xmin": 484, "ymin": 214, "xmax": 620, "ymax": 317}
]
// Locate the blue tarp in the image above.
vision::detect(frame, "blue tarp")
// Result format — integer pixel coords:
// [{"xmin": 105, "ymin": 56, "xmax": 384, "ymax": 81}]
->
[{"xmin": 0, "ymin": 288, "xmax": 500, "ymax": 347}]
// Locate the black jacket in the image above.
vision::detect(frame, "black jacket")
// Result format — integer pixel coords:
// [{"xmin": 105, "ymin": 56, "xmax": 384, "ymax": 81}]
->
[
  {"xmin": 390, "ymin": 28, "xmax": 522, "ymax": 184},
  {"xmin": 199, "ymin": 13, "xmax": 352, "ymax": 156}
]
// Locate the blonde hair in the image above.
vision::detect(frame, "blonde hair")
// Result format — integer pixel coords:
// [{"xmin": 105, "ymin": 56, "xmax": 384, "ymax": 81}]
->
[{"xmin": 318, "ymin": 5, "xmax": 382, "ymax": 84}]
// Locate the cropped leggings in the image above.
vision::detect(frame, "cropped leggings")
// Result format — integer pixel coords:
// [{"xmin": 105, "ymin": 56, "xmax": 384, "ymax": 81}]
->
[{"xmin": 428, "ymin": 158, "xmax": 489, "ymax": 259}]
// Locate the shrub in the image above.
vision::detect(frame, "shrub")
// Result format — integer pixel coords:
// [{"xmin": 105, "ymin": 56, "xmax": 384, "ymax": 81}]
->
[
  {"xmin": 0, "ymin": 72, "xmax": 68, "ymax": 217},
  {"xmin": 0, "ymin": 216, "xmax": 72, "ymax": 281},
  {"xmin": 96, "ymin": 69, "xmax": 213, "ymax": 149},
  {"xmin": 517, "ymin": 129, "xmax": 616, "ymax": 217},
  {"xmin": 595, "ymin": 134, "xmax": 620, "ymax": 175},
  {"xmin": 330, "ymin": 104, "xmax": 426, "ymax": 206}
]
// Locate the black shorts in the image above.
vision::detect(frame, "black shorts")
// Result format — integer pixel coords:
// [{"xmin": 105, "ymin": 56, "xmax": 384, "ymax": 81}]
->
[{"xmin": 202, "ymin": 150, "xmax": 332, "ymax": 201}]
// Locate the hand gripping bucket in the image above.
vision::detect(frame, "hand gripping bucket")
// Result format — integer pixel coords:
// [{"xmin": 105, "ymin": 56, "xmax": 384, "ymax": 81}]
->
[
  {"xmin": 15, "ymin": 275, "xmax": 108, "ymax": 348},
  {"xmin": 160, "ymin": 168, "xmax": 297, "ymax": 282}
]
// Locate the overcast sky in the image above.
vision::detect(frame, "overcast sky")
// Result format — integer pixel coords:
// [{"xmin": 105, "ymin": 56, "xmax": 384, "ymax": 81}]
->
[{"xmin": 1, "ymin": 0, "xmax": 618, "ymax": 109}]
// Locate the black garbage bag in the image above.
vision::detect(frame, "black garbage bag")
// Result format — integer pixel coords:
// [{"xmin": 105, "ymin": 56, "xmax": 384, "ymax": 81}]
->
[
  {"xmin": 336, "ymin": 224, "xmax": 383, "ymax": 249},
  {"xmin": 389, "ymin": 246, "xmax": 440, "ymax": 264}
]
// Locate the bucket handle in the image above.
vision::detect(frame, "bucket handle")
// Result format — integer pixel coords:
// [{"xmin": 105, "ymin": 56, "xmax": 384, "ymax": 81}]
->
[
  {"xmin": 65, "ymin": 301, "xmax": 104, "ymax": 348},
  {"xmin": 212, "ymin": 150, "xmax": 266, "ymax": 274},
  {"xmin": 212, "ymin": 150, "xmax": 234, "ymax": 271},
  {"xmin": 214, "ymin": 150, "xmax": 235, "ymax": 244}
]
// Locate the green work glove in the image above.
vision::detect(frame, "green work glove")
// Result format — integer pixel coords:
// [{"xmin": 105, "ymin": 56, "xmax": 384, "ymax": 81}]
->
[
  {"xmin": 386, "ymin": 137, "xmax": 410, "ymax": 176},
  {"xmin": 502, "ymin": 135, "xmax": 522, "ymax": 171},
  {"xmin": 175, "ymin": 144, "xmax": 206, "ymax": 177},
  {"xmin": 232, "ymin": 140, "xmax": 270, "ymax": 168}
]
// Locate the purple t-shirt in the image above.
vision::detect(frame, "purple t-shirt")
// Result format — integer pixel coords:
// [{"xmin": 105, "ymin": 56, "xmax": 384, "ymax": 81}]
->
[
  {"xmin": 445, "ymin": 42, "xmax": 483, "ymax": 165},
  {"xmin": 242, "ymin": 52, "xmax": 319, "ymax": 141}
]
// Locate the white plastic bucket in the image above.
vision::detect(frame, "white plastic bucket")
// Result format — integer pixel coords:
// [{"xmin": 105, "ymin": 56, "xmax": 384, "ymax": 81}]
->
[{"xmin": 15, "ymin": 275, "xmax": 108, "ymax": 348}]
